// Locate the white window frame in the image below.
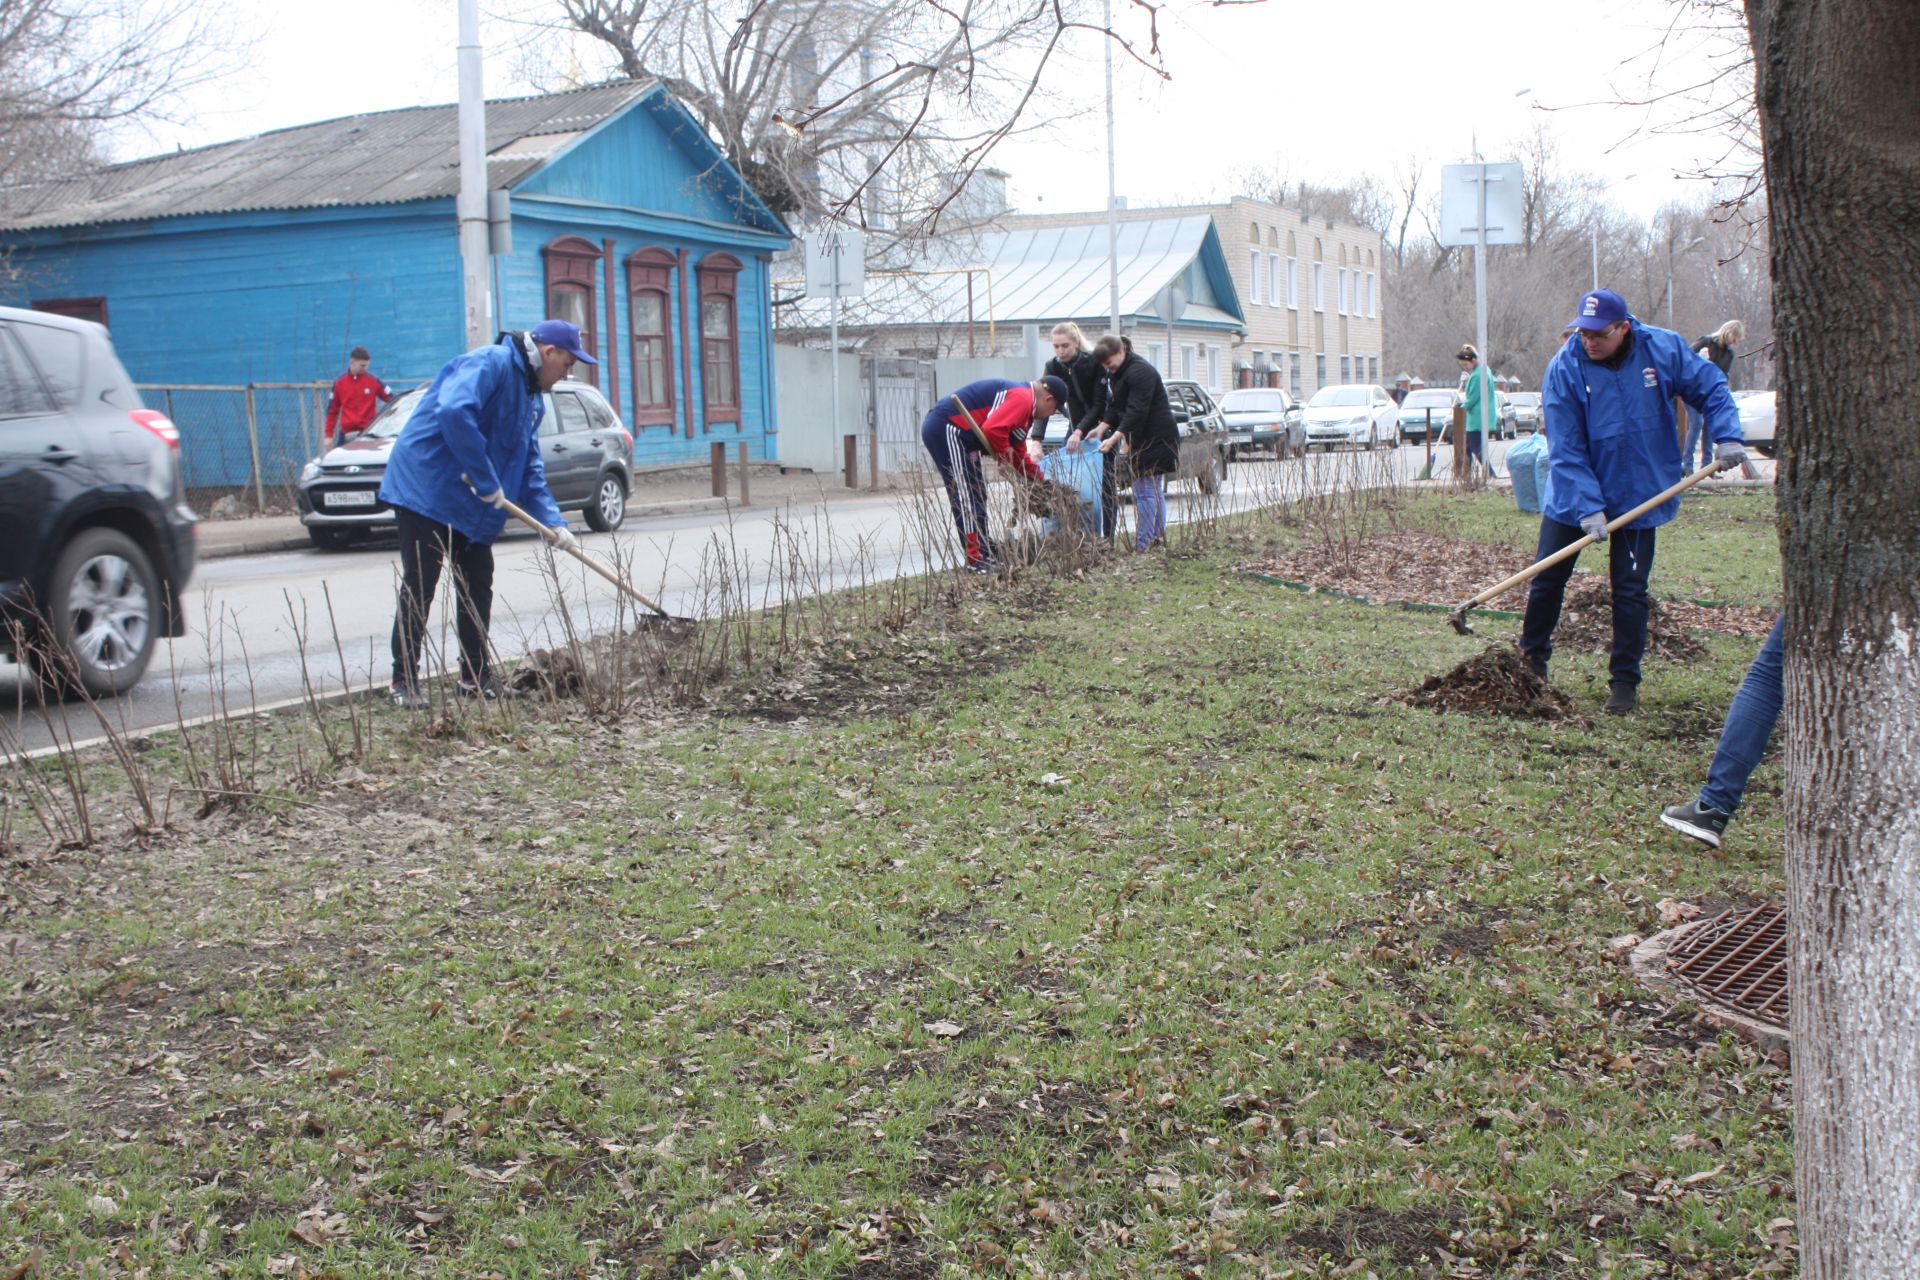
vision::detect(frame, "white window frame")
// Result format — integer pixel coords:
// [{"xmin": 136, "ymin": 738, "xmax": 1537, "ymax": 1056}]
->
[
  {"xmin": 1181, "ymin": 343, "xmax": 1196, "ymax": 380},
  {"xmin": 1208, "ymin": 345, "xmax": 1222, "ymax": 389},
  {"xmin": 1313, "ymin": 263, "xmax": 1325, "ymax": 313},
  {"xmin": 1267, "ymin": 254, "xmax": 1282, "ymax": 306},
  {"xmin": 1286, "ymin": 258, "xmax": 1299, "ymax": 309},
  {"xmin": 1337, "ymin": 268, "xmax": 1348, "ymax": 317},
  {"xmin": 1248, "ymin": 250, "xmax": 1261, "ymax": 307}
]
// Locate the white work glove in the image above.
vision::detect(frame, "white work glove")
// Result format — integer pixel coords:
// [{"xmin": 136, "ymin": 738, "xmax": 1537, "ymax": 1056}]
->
[
  {"xmin": 1580, "ymin": 512, "xmax": 1610, "ymax": 543},
  {"xmin": 548, "ymin": 525, "xmax": 579, "ymax": 553},
  {"xmin": 1715, "ymin": 441, "xmax": 1749, "ymax": 470},
  {"xmin": 477, "ymin": 488, "xmax": 510, "ymax": 510}
]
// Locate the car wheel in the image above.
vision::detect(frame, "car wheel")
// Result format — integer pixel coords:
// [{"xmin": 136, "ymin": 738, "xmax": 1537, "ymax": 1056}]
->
[
  {"xmin": 584, "ymin": 472, "xmax": 628, "ymax": 533},
  {"xmin": 39, "ymin": 528, "xmax": 160, "ymax": 698},
  {"xmin": 1197, "ymin": 452, "xmax": 1222, "ymax": 495},
  {"xmin": 308, "ymin": 527, "xmax": 354, "ymax": 551},
  {"xmin": 1755, "ymin": 444, "xmax": 1776, "ymax": 458}
]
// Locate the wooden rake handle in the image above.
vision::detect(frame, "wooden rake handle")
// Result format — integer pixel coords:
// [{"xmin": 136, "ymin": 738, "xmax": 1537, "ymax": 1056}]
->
[
  {"xmin": 949, "ymin": 395, "xmax": 995, "ymax": 452},
  {"xmin": 467, "ymin": 475, "xmax": 674, "ymax": 618},
  {"xmin": 1454, "ymin": 460, "xmax": 1727, "ymax": 614}
]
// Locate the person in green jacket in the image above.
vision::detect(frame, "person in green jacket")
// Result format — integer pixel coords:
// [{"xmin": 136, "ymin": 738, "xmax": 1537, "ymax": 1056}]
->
[{"xmin": 1457, "ymin": 344, "xmax": 1501, "ymax": 478}]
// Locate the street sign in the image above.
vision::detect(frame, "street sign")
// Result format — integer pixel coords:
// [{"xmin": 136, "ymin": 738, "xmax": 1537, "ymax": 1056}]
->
[
  {"xmin": 804, "ymin": 229, "xmax": 867, "ymax": 298},
  {"xmin": 1438, "ymin": 163, "xmax": 1524, "ymax": 247},
  {"xmin": 1152, "ymin": 283, "xmax": 1188, "ymax": 324}
]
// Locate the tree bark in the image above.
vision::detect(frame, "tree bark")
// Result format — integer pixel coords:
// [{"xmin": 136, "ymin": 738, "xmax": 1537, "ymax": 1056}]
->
[{"xmin": 1746, "ymin": 1, "xmax": 1920, "ymax": 1274}]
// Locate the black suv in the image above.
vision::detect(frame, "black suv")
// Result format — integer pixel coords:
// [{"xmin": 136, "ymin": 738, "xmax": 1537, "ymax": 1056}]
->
[{"xmin": 0, "ymin": 306, "xmax": 196, "ymax": 696}]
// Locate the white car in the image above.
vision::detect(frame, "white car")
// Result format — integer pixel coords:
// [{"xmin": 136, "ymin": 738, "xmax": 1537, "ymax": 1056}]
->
[
  {"xmin": 1302, "ymin": 384, "xmax": 1398, "ymax": 450},
  {"xmin": 1735, "ymin": 389, "xmax": 1776, "ymax": 456}
]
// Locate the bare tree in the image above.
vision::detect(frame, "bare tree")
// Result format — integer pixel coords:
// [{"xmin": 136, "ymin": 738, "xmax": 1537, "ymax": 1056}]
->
[
  {"xmin": 498, "ymin": 0, "xmax": 1139, "ymax": 230},
  {"xmin": 1745, "ymin": 2, "xmax": 1920, "ymax": 1275},
  {"xmin": 0, "ymin": 0, "xmax": 233, "ymax": 186}
]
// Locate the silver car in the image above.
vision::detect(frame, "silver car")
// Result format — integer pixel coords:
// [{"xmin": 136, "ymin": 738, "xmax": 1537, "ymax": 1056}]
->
[
  {"xmin": 1218, "ymin": 387, "xmax": 1307, "ymax": 459},
  {"xmin": 295, "ymin": 380, "xmax": 636, "ymax": 551}
]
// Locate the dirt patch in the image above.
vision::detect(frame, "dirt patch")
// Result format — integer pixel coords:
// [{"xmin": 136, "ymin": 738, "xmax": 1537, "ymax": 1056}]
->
[
  {"xmin": 728, "ymin": 638, "xmax": 994, "ymax": 726},
  {"xmin": 1244, "ymin": 533, "xmax": 1778, "ymax": 653},
  {"xmin": 1246, "ymin": 530, "xmax": 1537, "ymax": 609},
  {"xmin": 1288, "ymin": 1203, "xmax": 1460, "ymax": 1267},
  {"xmin": 1552, "ymin": 579, "xmax": 1711, "ymax": 662},
  {"xmin": 1399, "ymin": 644, "xmax": 1574, "ymax": 720}
]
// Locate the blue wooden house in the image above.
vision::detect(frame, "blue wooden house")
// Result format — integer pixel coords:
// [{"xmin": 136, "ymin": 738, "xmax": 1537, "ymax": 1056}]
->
[{"xmin": 0, "ymin": 81, "xmax": 793, "ymax": 478}]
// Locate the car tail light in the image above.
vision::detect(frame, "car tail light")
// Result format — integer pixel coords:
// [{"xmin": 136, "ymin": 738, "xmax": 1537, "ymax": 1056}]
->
[
  {"xmin": 619, "ymin": 427, "xmax": 633, "ymax": 450},
  {"xmin": 130, "ymin": 409, "xmax": 180, "ymax": 449}
]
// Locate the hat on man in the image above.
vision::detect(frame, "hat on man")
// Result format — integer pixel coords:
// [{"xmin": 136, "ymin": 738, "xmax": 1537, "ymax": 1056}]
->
[
  {"xmin": 529, "ymin": 319, "xmax": 599, "ymax": 365},
  {"xmin": 1570, "ymin": 289, "xmax": 1629, "ymax": 331},
  {"xmin": 1038, "ymin": 374, "xmax": 1070, "ymax": 409}
]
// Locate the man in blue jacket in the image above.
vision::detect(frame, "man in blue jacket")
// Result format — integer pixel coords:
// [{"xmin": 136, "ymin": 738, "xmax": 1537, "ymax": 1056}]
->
[
  {"xmin": 1524, "ymin": 289, "xmax": 1746, "ymax": 715},
  {"xmin": 380, "ymin": 320, "xmax": 595, "ymax": 706}
]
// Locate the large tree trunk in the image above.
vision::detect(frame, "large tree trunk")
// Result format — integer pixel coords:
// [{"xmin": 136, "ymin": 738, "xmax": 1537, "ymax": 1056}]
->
[{"xmin": 1745, "ymin": 1, "xmax": 1920, "ymax": 1274}]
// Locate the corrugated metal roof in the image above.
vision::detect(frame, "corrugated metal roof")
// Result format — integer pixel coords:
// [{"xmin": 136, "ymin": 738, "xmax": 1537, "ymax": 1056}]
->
[
  {"xmin": 784, "ymin": 215, "xmax": 1242, "ymax": 331},
  {"xmin": 0, "ymin": 81, "xmax": 656, "ymax": 231}
]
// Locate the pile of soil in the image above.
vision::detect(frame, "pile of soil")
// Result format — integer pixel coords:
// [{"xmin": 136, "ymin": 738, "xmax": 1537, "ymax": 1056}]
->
[{"xmin": 1400, "ymin": 643, "xmax": 1574, "ymax": 719}]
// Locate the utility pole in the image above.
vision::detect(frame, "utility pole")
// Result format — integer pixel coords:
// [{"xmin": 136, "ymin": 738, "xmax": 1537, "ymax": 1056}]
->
[
  {"xmin": 457, "ymin": 0, "xmax": 492, "ymax": 351},
  {"xmin": 1103, "ymin": 0, "xmax": 1121, "ymax": 334}
]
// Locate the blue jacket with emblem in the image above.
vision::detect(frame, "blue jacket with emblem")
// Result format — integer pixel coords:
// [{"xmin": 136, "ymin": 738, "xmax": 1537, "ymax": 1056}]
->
[
  {"xmin": 1540, "ymin": 315, "xmax": 1740, "ymax": 531},
  {"xmin": 378, "ymin": 334, "xmax": 566, "ymax": 543}
]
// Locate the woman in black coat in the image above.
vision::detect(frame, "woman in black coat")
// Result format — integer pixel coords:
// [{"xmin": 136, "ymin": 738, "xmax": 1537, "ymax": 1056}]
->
[
  {"xmin": 1046, "ymin": 321, "xmax": 1116, "ymax": 537},
  {"xmin": 1091, "ymin": 334, "xmax": 1179, "ymax": 549}
]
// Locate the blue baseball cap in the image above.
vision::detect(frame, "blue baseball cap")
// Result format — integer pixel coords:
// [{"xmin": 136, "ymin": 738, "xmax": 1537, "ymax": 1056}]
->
[
  {"xmin": 1570, "ymin": 289, "xmax": 1628, "ymax": 331},
  {"xmin": 529, "ymin": 319, "xmax": 598, "ymax": 365}
]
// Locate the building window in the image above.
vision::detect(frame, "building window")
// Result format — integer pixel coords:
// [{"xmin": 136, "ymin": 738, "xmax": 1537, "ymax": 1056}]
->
[
  {"xmin": 1340, "ymin": 355, "xmax": 1351, "ymax": 383},
  {"xmin": 1369, "ymin": 356, "xmax": 1380, "ymax": 384},
  {"xmin": 626, "ymin": 248, "xmax": 677, "ymax": 426},
  {"xmin": 697, "ymin": 253, "xmax": 742, "ymax": 416},
  {"xmin": 1267, "ymin": 254, "xmax": 1281, "ymax": 306},
  {"xmin": 1315, "ymin": 353, "xmax": 1326, "ymax": 390},
  {"xmin": 1313, "ymin": 263, "xmax": 1325, "ymax": 313},
  {"xmin": 543, "ymin": 236, "xmax": 602, "ymax": 387},
  {"xmin": 1290, "ymin": 353, "xmax": 1302, "ymax": 398},
  {"xmin": 1371, "ymin": 273, "xmax": 1378, "ymax": 318},
  {"xmin": 30, "ymin": 297, "xmax": 109, "ymax": 326},
  {"xmin": 1181, "ymin": 344, "xmax": 1196, "ymax": 379},
  {"xmin": 1248, "ymin": 250, "xmax": 1261, "ymax": 306},
  {"xmin": 1286, "ymin": 258, "xmax": 1298, "ymax": 309},
  {"xmin": 1208, "ymin": 345, "xmax": 1222, "ymax": 389}
]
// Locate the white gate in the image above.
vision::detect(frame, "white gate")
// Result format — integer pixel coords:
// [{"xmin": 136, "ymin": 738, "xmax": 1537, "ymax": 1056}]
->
[{"xmin": 869, "ymin": 358, "xmax": 936, "ymax": 475}]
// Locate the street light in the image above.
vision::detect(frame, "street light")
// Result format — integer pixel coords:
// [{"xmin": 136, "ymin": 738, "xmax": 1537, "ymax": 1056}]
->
[{"xmin": 1666, "ymin": 234, "xmax": 1707, "ymax": 330}]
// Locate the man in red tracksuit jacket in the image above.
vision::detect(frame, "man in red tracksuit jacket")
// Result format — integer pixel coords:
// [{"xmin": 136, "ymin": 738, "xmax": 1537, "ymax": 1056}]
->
[
  {"xmin": 325, "ymin": 345, "xmax": 398, "ymax": 446},
  {"xmin": 919, "ymin": 374, "xmax": 1066, "ymax": 571}
]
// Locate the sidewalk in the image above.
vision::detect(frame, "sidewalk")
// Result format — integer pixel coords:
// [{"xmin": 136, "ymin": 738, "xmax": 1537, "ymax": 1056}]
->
[{"xmin": 195, "ymin": 464, "xmax": 918, "ymax": 560}]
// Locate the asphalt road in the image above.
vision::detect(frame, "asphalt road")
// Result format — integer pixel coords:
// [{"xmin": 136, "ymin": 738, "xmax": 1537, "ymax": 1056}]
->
[{"xmin": 4, "ymin": 442, "xmax": 1475, "ymax": 754}]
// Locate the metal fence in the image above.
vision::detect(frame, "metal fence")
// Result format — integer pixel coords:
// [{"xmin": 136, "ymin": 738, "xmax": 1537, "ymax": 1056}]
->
[{"xmin": 140, "ymin": 380, "xmax": 428, "ymax": 507}]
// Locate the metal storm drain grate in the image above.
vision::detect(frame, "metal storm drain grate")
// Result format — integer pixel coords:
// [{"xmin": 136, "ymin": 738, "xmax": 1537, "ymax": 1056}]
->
[{"xmin": 1665, "ymin": 903, "xmax": 1788, "ymax": 1028}]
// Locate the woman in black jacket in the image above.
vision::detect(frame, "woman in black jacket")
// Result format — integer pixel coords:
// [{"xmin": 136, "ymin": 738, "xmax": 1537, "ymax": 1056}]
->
[
  {"xmin": 1091, "ymin": 333, "xmax": 1179, "ymax": 549},
  {"xmin": 1046, "ymin": 321, "xmax": 1116, "ymax": 538}
]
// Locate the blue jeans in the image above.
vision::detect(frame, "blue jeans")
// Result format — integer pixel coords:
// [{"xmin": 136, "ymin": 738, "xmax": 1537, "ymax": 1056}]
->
[
  {"xmin": 1681, "ymin": 414, "xmax": 1714, "ymax": 470},
  {"xmin": 1519, "ymin": 517, "xmax": 1658, "ymax": 686},
  {"xmin": 1133, "ymin": 473, "xmax": 1167, "ymax": 548},
  {"xmin": 1700, "ymin": 615, "xmax": 1785, "ymax": 815}
]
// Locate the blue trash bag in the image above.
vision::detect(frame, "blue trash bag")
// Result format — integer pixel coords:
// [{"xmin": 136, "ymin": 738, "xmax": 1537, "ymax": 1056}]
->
[
  {"xmin": 1507, "ymin": 432, "xmax": 1549, "ymax": 514},
  {"xmin": 1039, "ymin": 446, "xmax": 1103, "ymax": 534}
]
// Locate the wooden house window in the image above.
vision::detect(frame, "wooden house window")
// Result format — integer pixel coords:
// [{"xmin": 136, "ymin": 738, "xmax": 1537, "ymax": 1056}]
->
[
  {"xmin": 543, "ymin": 236, "xmax": 601, "ymax": 387},
  {"xmin": 626, "ymin": 248, "xmax": 677, "ymax": 426},
  {"xmin": 698, "ymin": 253, "xmax": 742, "ymax": 416}
]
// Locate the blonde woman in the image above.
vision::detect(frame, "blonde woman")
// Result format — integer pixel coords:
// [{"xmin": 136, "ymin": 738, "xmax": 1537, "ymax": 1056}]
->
[
  {"xmin": 1045, "ymin": 321, "xmax": 1117, "ymax": 538},
  {"xmin": 1688, "ymin": 320, "xmax": 1745, "ymax": 469}
]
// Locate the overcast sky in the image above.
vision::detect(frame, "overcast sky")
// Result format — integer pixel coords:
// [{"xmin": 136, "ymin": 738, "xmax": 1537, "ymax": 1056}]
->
[{"xmin": 126, "ymin": 0, "xmax": 1751, "ymax": 226}]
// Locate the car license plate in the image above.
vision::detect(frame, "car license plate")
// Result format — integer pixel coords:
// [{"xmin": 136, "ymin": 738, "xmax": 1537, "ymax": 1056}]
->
[{"xmin": 322, "ymin": 491, "xmax": 376, "ymax": 508}]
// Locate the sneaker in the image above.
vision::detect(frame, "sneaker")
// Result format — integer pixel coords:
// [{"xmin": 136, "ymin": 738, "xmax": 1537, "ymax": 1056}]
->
[
  {"xmin": 1604, "ymin": 682, "xmax": 1639, "ymax": 715},
  {"xmin": 388, "ymin": 682, "xmax": 429, "ymax": 710},
  {"xmin": 1660, "ymin": 799, "xmax": 1731, "ymax": 850},
  {"xmin": 963, "ymin": 557, "xmax": 1001, "ymax": 575},
  {"xmin": 456, "ymin": 673, "xmax": 522, "ymax": 701}
]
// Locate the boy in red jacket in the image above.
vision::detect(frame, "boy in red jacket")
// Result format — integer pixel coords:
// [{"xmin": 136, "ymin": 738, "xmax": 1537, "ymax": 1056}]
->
[{"xmin": 325, "ymin": 346, "xmax": 397, "ymax": 446}]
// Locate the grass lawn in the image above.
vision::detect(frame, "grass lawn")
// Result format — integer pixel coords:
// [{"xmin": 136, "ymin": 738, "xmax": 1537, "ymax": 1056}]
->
[{"xmin": 1, "ymin": 490, "xmax": 1795, "ymax": 1278}]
